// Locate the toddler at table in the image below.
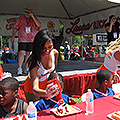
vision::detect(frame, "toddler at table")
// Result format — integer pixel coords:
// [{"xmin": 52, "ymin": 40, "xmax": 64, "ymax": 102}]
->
[
  {"xmin": 35, "ymin": 73, "xmax": 77, "ymax": 111},
  {"xmin": 0, "ymin": 77, "xmax": 28, "ymax": 118},
  {"xmin": 92, "ymin": 70, "xmax": 115, "ymax": 99}
]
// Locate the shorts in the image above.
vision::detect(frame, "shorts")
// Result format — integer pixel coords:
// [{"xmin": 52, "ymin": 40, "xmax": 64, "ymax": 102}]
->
[{"xmin": 18, "ymin": 42, "xmax": 33, "ymax": 52}]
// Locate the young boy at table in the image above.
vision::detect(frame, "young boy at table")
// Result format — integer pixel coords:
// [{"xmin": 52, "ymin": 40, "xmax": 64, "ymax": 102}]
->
[
  {"xmin": 0, "ymin": 77, "xmax": 28, "ymax": 118},
  {"xmin": 35, "ymin": 73, "xmax": 77, "ymax": 111},
  {"xmin": 92, "ymin": 70, "xmax": 115, "ymax": 99}
]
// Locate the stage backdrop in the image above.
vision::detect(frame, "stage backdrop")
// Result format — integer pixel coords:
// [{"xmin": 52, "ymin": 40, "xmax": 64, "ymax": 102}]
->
[
  {"xmin": 0, "ymin": 15, "xmax": 59, "ymax": 36},
  {"xmin": 63, "ymin": 6, "xmax": 120, "ymax": 37}
]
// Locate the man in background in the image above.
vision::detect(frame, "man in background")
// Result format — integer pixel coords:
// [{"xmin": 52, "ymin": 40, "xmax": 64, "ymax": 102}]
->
[
  {"xmin": 79, "ymin": 41, "xmax": 87, "ymax": 58},
  {"xmin": 11, "ymin": 7, "xmax": 41, "ymax": 75},
  {"xmin": 64, "ymin": 41, "xmax": 70, "ymax": 60}
]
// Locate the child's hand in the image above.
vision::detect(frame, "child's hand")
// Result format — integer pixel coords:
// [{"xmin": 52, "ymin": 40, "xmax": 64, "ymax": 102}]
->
[{"xmin": 69, "ymin": 98, "xmax": 77, "ymax": 104}]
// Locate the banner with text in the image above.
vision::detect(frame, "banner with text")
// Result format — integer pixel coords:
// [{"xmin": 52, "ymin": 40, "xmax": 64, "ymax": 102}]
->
[
  {"xmin": 0, "ymin": 15, "xmax": 59, "ymax": 36},
  {"xmin": 63, "ymin": 6, "xmax": 120, "ymax": 37},
  {"xmin": 93, "ymin": 34, "xmax": 107, "ymax": 45}
]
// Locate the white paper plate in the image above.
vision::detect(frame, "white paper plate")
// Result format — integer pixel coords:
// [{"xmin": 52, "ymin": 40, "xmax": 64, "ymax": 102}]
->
[
  {"xmin": 113, "ymin": 94, "xmax": 120, "ymax": 100},
  {"xmin": 107, "ymin": 113, "xmax": 115, "ymax": 120},
  {"xmin": 50, "ymin": 105, "xmax": 82, "ymax": 117},
  {"xmin": 107, "ymin": 112, "xmax": 120, "ymax": 120}
]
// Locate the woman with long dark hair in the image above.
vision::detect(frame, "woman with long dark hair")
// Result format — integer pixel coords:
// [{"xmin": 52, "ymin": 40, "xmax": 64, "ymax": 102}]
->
[{"xmin": 24, "ymin": 29, "xmax": 59, "ymax": 103}]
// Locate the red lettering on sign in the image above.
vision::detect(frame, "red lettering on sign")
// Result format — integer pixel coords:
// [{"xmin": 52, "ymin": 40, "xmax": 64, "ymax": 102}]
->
[
  {"xmin": 65, "ymin": 18, "xmax": 108, "ymax": 35},
  {"xmin": 6, "ymin": 18, "xmax": 17, "ymax": 30},
  {"xmin": 66, "ymin": 18, "xmax": 93, "ymax": 35},
  {"xmin": 93, "ymin": 19, "xmax": 107, "ymax": 30}
]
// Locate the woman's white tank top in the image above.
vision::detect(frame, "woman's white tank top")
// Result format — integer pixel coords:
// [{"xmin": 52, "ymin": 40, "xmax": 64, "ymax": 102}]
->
[
  {"xmin": 28, "ymin": 49, "xmax": 55, "ymax": 82},
  {"xmin": 37, "ymin": 49, "xmax": 55, "ymax": 82}
]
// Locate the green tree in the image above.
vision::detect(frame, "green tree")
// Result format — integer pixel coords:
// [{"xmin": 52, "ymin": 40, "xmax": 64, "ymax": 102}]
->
[
  {"xmin": 72, "ymin": 36, "xmax": 81, "ymax": 48},
  {"xmin": 2, "ymin": 36, "xmax": 11, "ymax": 49}
]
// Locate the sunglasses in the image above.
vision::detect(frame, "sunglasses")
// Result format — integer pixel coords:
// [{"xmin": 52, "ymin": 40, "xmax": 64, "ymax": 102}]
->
[
  {"xmin": 44, "ymin": 46, "xmax": 53, "ymax": 52},
  {"xmin": 113, "ymin": 17, "xmax": 116, "ymax": 19}
]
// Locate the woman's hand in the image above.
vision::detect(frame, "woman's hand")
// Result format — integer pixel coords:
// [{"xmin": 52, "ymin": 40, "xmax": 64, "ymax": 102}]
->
[
  {"xmin": 29, "ymin": 12, "xmax": 34, "ymax": 18},
  {"xmin": 46, "ymin": 83, "xmax": 59, "ymax": 99},
  {"xmin": 110, "ymin": 20, "xmax": 114, "ymax": 25}
]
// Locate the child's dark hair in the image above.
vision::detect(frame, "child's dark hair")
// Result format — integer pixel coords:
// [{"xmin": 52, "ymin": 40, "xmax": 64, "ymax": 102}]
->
[
  {"xmin": 48, "ymin": 73, "xmax": 64, "ymax": 83},
  {"xmin": 48, "ymin": 73, "xmax": 64, "ymax": 88},
  {"xmin": 96, "ymin": 70, "xmax": 112, "ymax": 85},
  {"xmin": 48, "ymin": 73, "xmax": 64, "ymax": 90},
  {"xmin": 0, "ymin": 77, "xmax": 19, "ymax": 91},
  {"xmin": 57, "ymin": 73, "xmax": 64, "ymax": 84}
]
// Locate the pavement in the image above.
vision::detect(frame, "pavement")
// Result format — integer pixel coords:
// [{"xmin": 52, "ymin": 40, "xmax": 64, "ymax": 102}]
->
[{"xmin": 1, "ymin": 60, "xmax": 103, "ymax": 82}]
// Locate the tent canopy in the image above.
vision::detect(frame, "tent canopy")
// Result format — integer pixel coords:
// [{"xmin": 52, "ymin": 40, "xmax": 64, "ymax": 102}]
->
[{"xmin": 1, "ymin": 0, "xmax": 120, "ymax": 19}]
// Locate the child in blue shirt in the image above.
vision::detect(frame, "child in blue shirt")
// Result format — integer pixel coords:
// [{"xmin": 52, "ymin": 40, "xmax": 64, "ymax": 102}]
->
[
  {"xmin": 92, "ymin": 70, "xmax": 115, "ymax": 99},
  {"xmin": 35, "ymin": 73, "xmax": 76, "ymax": 111}
]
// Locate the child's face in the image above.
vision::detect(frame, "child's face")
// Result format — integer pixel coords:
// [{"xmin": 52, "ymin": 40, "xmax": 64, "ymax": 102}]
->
[
  {"xmin": 107, "ymin": 76, "xmax": 114, "ymax": 88},
  {"xmin": 0, "ymin": 88, "xmax": 15, "ymax": 106}
]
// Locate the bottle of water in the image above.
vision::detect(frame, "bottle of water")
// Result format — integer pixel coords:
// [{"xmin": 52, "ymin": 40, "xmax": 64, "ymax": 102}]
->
[
  {"xmin": 86, "ymin": 89, "xmax": 94, "ymax": 114},
  {"xmin": 27, "ymin": 101, "xmax": 37, "ymax": 120}
]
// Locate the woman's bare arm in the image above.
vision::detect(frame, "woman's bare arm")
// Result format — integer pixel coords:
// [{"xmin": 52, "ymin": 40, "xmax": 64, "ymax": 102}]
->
[{"xmin": 30, "ymin": 66, "xmax": 46, "ymax": 97}]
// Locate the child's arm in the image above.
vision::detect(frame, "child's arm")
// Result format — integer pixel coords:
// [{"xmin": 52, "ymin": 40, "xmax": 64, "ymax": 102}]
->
[{"xmin": 69, "ymin": 98, "xmax": 77, "ymax": 104}]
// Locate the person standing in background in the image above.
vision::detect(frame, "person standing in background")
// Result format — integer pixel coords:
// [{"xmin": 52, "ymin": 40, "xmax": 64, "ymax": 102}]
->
[
  {"xmin": 64, "ymin": 41, "xmax": 70, "ymax": 60},
  {"xmin": 79, "ymin": 41, "xmax": 87, "ymax": 58},
  {"xmin": 105, "ymin": 15, "xmax": 120, "ymax": 45},
  {"xmin": 11, "ymin": 7, "xmax": 41, "ymax": 75}
]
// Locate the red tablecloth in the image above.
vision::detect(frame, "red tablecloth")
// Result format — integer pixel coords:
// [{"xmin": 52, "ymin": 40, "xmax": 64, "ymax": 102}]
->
[
  {"xmin": 98, "ymin": 95, "xmax": 120, "ymax": 107},
  {"xmin": 2, "ymin": 95, "xmax": 120, "ymax": 120},
  {"xmin": 17, "ymin": 70, "xmax": 120, "ymax": 102},
  {"xmin": 63, "ymin": 72, "xmax": 97, "ymax": 97},
  {"xmin": 36, "ymin": 96, "xmax": 120, "ymax": 120},
  {"xmin": 17, "ymin": 72, "xmax": 98, "ymax": 102},
  {"xmin": 63, "ymin": 70, "xmax": 120, "ymax": 97}
]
